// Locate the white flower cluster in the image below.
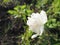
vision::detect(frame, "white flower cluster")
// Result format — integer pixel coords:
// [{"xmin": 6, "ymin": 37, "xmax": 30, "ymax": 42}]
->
[{"xmin": 27, "ymin": 10, "xmax": 47, "ymax": 39}]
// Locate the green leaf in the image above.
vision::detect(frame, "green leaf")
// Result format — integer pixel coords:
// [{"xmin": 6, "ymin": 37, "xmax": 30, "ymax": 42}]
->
[
  {"xmin": 3, "ymin": 0, "xmax": 11, "ymax": 3},
  {"xmin": 54, "ymin": 43, "xmax": 60, "ymax": 45},
  {"xmin": 8, "ymin": 10, "xmax": 15, "ymax": 14},
  {"xmin": 21, "ymin": 5, "xmax": 26, "ymax": 10},
  {"xmin": 14, "ymin": 6, "xmax": 21, "ymax": 11}
]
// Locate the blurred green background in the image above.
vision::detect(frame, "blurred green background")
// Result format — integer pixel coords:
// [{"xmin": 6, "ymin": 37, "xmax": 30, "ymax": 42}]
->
[{"xmin": 0, "ymin": 0, "xmax": 60, "ymax": 45}]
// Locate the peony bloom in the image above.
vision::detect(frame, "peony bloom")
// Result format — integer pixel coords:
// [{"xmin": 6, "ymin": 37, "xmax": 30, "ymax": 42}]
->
[{"xmin": 27, "ymin": 10, "xmax": 47, "ymax": 39}]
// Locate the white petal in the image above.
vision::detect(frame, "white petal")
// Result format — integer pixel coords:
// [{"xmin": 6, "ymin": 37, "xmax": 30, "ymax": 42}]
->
[
  {"xmin": 31, "ymin": 34, "xmax": 38, "ymax": 39},
  {"xmin": 14, "ymin": 16, "xmax": 18, "ymax": 18},
  {"xmin": 39, "ymin": 25, "xmax": 44, "ymax": 35},
  {"xmin": 40, "ymin": 10, "xmax": 47, "ymax": 24},
  {"xmin": 31, "ymin": 13, "xmax": 40, "ymax": 19},
  {"xmin": 28, "ymin": 17, "xmax": 31, "ymax": 20}
]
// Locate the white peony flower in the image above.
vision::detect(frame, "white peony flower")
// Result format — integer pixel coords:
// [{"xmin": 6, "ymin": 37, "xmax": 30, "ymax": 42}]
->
[{"xmin": 27, "ymin": 10, "xmax": 47, "ymax": 39}]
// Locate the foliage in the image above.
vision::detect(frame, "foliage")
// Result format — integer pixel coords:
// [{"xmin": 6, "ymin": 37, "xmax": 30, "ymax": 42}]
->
[
  {"xmin": 0, "ymin": 0, "xmax": 60, "ymax": 45},
  {"xmin": 0, "ymin": 0, "xmax": 19, "ymax": 7},
  {"xmin": 8, "ymin": 5, "xmax": 32, "ymax": 22}
]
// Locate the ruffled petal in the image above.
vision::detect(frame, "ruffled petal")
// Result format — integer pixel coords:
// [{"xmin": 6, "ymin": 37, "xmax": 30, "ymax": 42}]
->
[{"xmin": 40, "ymin": 10, "xmax": 47, "ymax": 24}]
